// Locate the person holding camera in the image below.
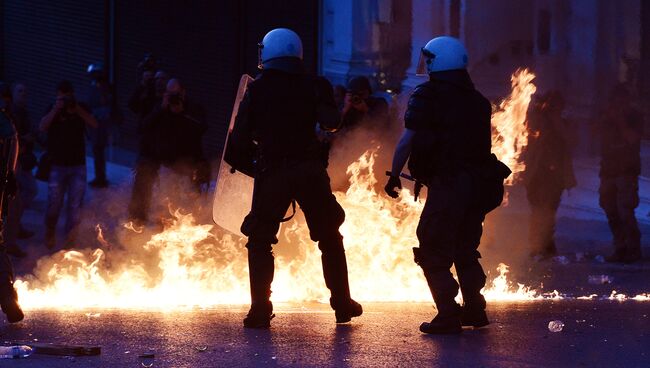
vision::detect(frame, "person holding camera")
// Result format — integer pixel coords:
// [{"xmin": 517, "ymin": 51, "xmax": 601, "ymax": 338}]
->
[
  {"xmin": 341, "ymin": 76, "xmax": 389, "ymax": 130},
  {"xmin": 127, "ymin": 78, "xmax": 207, "ymax": 224},
  {"xmin": 40, "ymin": 81, "xmax": 98, "ymax": 249},
  {"xmin": 85, "ymin": 62, "xmax": 122, "ymax": 188}
]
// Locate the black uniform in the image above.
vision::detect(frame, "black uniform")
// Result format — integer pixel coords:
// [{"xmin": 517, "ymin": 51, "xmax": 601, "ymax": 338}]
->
[
  {"xmin": 524, "ymin": 98, "xmax": 575, "ymax": 257},
  {"xmin": 228, "ymin": 58, "xmax": 361, "ymax": 326},
  {"xmin": 599, "ymin": 104, "xmax": 643, "ymax": 262},
  {"xmin": 128, "ymin": 102, "xmax": 207, "ymax": 223},
  {"xmin": 405, "ymin": 70, "xmax": 492, "ymax": 320},
  {"xmin": 0, "ymin": 107, "xmax": 24, "ymax": 323}
]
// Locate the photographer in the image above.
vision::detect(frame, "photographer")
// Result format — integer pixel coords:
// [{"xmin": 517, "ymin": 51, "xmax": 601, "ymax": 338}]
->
[
  {"xmin": 40, "ymin": 81, "xmax": 97, "ymax": 249},
  {"xmin": 128, "ymin": 55, "xmax": 159, "ymax": 124},
  {"xmin": 85, "ymin": 62, "xmax": 122, "ymax": 188},
  {"xmin": 128, "ymin": 78, "xmax": 207, "ymax": 224},
  {"xmin": 341, "ymin": 76, "xmax": 389, "ymax": 130}
]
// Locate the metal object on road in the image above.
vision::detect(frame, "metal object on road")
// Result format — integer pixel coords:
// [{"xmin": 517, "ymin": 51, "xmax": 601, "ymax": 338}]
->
[{"xmin": 27, "ymin": 343, "xmax": 101, "ymax": 356}]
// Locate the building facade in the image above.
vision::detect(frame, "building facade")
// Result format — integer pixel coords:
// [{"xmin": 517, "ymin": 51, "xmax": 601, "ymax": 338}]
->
[{"xmin": 320, "ymin": 0, "xmax": 649, "ymax": 140}]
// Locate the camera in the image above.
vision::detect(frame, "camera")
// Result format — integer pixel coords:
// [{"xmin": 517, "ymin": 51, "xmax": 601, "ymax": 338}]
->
[
  {"xmin": 138, "ymin": 53, "xmax": 158, "ymax": 72},
  {"xmin": 350, "ymin": 94, "xmax": 363, "ymax": 105},
  {"xmin": 167, "ymin": 93, "xmax": 183, "ymax": 106},
  {"xmin": 62, "ymin": 96, "xmax": 77, "ymax": 110}
]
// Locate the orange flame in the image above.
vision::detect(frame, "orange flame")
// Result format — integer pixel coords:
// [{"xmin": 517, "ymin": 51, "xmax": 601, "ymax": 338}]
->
[
  {"xmin": 491, "ymin": 68, "xmax": 536, "ymax": 185},
  {"xmin": 13, "ymin": 70, "xmax": 645, "ymax": 309}
]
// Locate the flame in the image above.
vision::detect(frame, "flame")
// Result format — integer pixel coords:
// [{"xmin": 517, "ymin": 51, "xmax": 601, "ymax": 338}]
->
[
  {"xmin": 491, "ymin": 68, "xmax": 536, "ymax": 185},
  {"xmin": 95, "ymin": 224, "xmax": 110, "ymax": 248},
  {"xmin": 12, "ymin": 69, "xmax": 646, "ymax": 309},
  {"xmin": 15, "ymin": 153, "xmax": 544, "ymax": 309},
  {"xmin": 481, "ymin": 263, "xmax": 543, "ymax": 301},
  {"xmin": 123, "ymin": 221, "xmax": 144, "ymax": 234}
]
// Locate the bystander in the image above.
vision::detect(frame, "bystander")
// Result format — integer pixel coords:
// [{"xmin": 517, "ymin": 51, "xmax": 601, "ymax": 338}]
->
[{"xmin": 40, "ymin": 81, "xmax": 98, "ymax": 249}]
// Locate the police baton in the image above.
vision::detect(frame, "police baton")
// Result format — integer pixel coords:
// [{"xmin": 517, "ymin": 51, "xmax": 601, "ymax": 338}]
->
[{"xmin": 385, "ymin": 171, "xmax": 424, "ymax": 201}]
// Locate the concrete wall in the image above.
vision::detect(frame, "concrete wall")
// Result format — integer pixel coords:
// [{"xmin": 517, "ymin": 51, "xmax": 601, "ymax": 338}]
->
[{"xmin": 322, "ymin": 0, "xmax": 642, "ymax": 100}]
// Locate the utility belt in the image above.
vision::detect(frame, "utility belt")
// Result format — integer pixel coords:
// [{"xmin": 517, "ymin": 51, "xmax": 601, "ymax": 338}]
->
[{"xmin": 257, "ymin": 150, "xmax": 326, "ymax": 173}]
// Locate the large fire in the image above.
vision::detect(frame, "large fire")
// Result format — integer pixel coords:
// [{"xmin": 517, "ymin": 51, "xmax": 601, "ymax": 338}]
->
[
  {"xmin": 12, "ymin": 70, "xmax": 647, "ymax": 309},
  {"xmin": 491, "ymin": 69, "xmax": 536, "ymax": 184}
]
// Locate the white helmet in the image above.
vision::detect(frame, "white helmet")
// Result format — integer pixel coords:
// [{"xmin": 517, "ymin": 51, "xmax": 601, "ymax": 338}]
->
[
  {"xmin": 258, "ymin": 28, "xmax": 303, "ymax": 69},
  {"xmin": 416, "ymin": 36, "xmax": 468, "ymax": 76}
]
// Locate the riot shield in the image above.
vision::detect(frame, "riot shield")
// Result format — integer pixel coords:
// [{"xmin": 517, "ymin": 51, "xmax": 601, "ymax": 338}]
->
[{"xmin": 212, "ymin": 74, "xmax": 255, "ymax": 237}]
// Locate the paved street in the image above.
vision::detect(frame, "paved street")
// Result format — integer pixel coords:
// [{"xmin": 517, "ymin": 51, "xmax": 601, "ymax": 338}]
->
[
  {"xmin": 1, "ymin": 147, "xmax": 648, "ymax": 367},
  {"xmin": 0, "ymin": 301, "xmax": 648, "ymax": 367}
]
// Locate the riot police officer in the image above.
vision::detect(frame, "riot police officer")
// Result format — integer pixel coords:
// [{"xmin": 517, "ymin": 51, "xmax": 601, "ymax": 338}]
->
[
  {"xmin": 227, "ymin": 28, "xmax": 362, "ymax": 328},
  {"xmin": 0, "ymin": 85, "xmax": 25, "ymax": 323},
  {"xmin": 385, "ymin": 37, "xmax": 499, "ymax": 334}
]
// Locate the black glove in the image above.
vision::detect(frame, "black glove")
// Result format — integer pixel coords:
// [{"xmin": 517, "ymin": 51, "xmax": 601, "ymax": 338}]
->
[{"xmin": 384, "ymin": 175, "xmax": 402, "ymax": 198}]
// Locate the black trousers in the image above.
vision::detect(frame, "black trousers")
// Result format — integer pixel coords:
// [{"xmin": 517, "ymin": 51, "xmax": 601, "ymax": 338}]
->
[
  {"xmin": 128, "ymin": 157, "xmax": 200, "ymax": 222},
  {"xmin": 92, "ymin": 142, "xmax": 107, "ymax": 182},
  {"xmin": 241, "ymin": 160, "xmax": 351, "ymax": 308},
  {"xmin": 0, "ymin": 220, "xmax": 17, "ymax": 301},
  {"xmin": 414, "ymin": 173, "xmax": 487, "ymax": 316},
  {"xmin": 128, "ymin": 158, "xmax": 160, "ymax": 222},
  {"xmin": 599, "ymin": 175, "xmax": 641, "ymax": 253},
  {"xmin": 526, "ymin": 177, "xmax": 564, "ymax": 255}
]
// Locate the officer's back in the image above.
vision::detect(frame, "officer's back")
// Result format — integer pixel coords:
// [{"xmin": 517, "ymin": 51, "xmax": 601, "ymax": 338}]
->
[
  {"xmin": 246, "ymin": 68, "xmax": 322, "ymax": 162},
  {"xmin": 408, "ymin": 70, "xmax": 492, "ymax": 179}
]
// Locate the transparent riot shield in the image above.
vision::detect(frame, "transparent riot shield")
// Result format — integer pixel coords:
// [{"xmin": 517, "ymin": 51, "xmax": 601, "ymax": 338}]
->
[{"xmin": 212, "ymin": 74, "xmax": 255, "ymax": 237}]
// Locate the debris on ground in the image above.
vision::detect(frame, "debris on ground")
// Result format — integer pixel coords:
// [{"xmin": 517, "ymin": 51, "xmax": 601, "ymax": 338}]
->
[
  {"xmin": 548, "ymin": 320, "xmax": 565, "ymax": 332},
  {"xmin": 588, "ymin": 275, "xmax": 613, "ymax": 285}
]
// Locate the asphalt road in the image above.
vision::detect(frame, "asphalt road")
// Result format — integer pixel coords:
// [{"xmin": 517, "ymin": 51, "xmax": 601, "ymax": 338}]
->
[{"xmin": 0, "ymin": 301, "xmax": 648, "ymax": 368}]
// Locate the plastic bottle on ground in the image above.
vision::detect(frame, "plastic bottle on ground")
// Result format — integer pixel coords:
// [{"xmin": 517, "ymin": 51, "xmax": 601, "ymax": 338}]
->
[
  {"xmin": 548, "ymin": 320, "xmax": 564, "ymax": 333},
  {"xmin": 0, "ymin": 345, "xmax": 33, "ymax": 359}
]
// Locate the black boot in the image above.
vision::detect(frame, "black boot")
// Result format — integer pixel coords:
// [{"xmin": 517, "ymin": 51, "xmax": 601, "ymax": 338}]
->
[
  {"xmin": 420, "ymin": 314, "xmax": 462, "ymax": 334},
  {"xmin": 243, "ymin": 301, "xmax": 274, "ymax": 328},
  {"xmin": 456, "ymin": 261, "xmax": 489, "ymax": 328},
  {"xmin": 605, "ymin": 248, "xmax": 626, "ymax": 263},
  {"xmin": 419, "ymin": 264, "xmax": 462, "ymax": 334},
  {"xmin": 0, "ymin": 276, "xmax": 24, "ymax": 323},
  {"xmin": 460, "ymin": 305, "xmax": 489, "ymax": 328},
  {"xmin": 320, "ymin": 234, "xmax": 362, "ymax": 323},
  {"xmin": 244, "ymin": 244, "xmax": 275, "ymax": 328},
  {"xmin": 330, "ymin": 298, "xmax": 363, "ymax": 324},
  {"xmin": 623, "ymin": 247, "xmax": 642, "ymax": 264}
]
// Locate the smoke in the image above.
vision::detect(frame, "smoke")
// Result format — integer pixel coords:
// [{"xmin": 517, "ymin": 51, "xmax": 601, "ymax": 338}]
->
[
  {"xmin": 16, "ymin": 165, "xmax": 246, "ymax": 300},
  {"xmin": 324, "ymin": 87, "xmax": 536, "ymax": 286},
  {"xmin": 14, "ymin": 81, "xmax": 540, "ymax": 307}
]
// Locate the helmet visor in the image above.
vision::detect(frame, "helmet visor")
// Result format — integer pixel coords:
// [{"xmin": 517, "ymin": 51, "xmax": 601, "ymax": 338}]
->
[
  {"xmin": 257, "ymin": 43, "xmax": 264, "ymax": 70},
  {"xmin": 415, "ymin": 48, "xmax": 435, "ymax": 76}
]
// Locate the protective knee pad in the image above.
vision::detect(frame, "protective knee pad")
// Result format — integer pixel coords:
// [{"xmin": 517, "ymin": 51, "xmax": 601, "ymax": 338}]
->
[
  {"xmin": 412, "ymin": 247, "xmax": 452, "ymax": 270},
  {"xmin": 242, "ymin": 215, "xmax": 280, "ymax": 245},
  {"xmin": 246, "ymin": 242, "xmax": 274, "ymax": 258},
  {"xmin": 308, "ymin": 203, "xmax": 345, "ymax": 242},
  {"xmin": 317, "ymin": 232, "xmax": 344, "ymax": 253}
]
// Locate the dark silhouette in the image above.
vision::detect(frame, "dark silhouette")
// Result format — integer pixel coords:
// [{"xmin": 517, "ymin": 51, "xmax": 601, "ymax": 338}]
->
[
  {"xmin": 524, "ymin": 90, "xmax": 576, "ymax": 259},
  {"xmin": 598, "ymin": 84, "xmax": 644, "ymax": 263},
  {"xmin": 227, "ymin": 28, "xmax": 362, "ymax": 328}
]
